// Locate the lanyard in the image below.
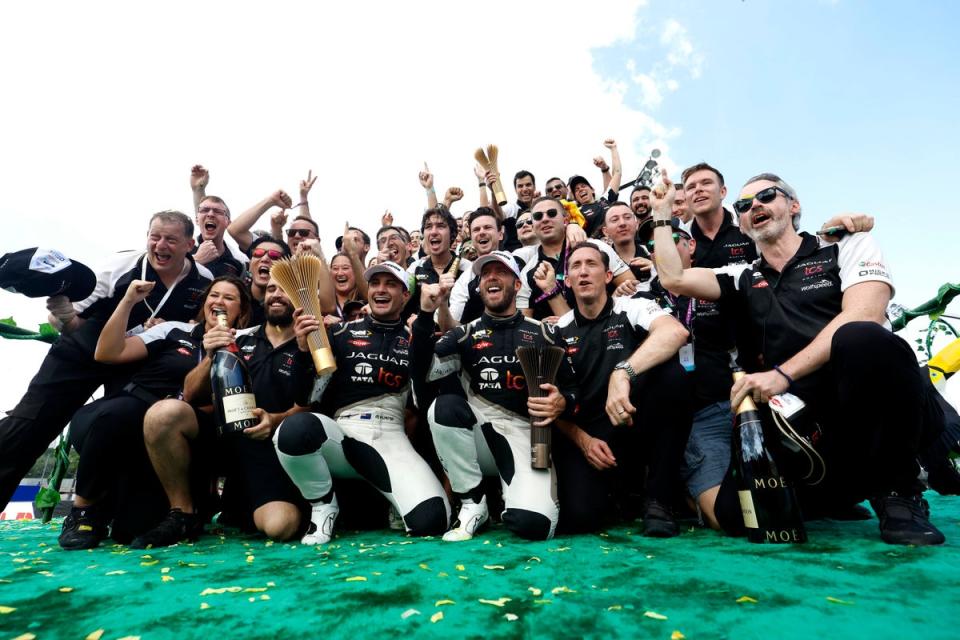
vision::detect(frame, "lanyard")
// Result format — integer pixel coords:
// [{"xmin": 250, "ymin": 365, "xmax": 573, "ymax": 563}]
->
[{"xmin": 141, "ymin": 256, "xmax": 191, "ymax": 320}]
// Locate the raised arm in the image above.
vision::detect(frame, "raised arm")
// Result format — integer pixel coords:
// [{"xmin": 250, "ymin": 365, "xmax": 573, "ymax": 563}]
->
[
  {"xmin": 297, "ymin": 170, "xmax": 317, "ymax": 220},
  {"xmin": 419, "ymin": 162, "xmax": 438, "ymax": 209},
  {"xmin": 190, "ymin": 164, "xmax": 209, "ymax": 212},
  {"xmin": 604, "ymin": 138, "xmax": 622, "ymax": 198},
  {"xmin": 474, "ymin": 163, "xmax": 491, "ymax": 208},
  {"xmin": 341, "ymin": 229, "xmax": 369, "ymax": 302},
  {"xmin": 228, "ymin": 189, "xmax": 293, "ymax": 252},
  {"xmin": 650, "ymin": 171, "xmax": 722, "ymax": 300},
  {"xmin": 94, "ymin": 279, "xmax": 156, "ymax": 363}
]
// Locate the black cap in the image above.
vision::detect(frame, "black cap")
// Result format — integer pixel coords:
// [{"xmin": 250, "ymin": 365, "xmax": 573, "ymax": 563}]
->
[
  {"xmin": 568, "ymin": 175, "xmax": 592, "ymax": 192},
  {"xmin": 0, "ymin": 248, "xmax": 97, "ymax": 301},
  {"xmin": 637, "ymin": 218, "xmax": 691, "ymax": 245}
]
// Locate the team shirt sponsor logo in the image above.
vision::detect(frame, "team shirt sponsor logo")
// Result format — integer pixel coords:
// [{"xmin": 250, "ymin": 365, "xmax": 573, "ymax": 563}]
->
[
  {"xmin": 348, "ymin": 339, "xmax": 370, "ymax": 347},
  {"xmin": 350, "ymin": 329, "xmax": 372, "ymax": 337},
  {"xmin": 473, "ymin": 340, "xmax": 494, "ymax": 350}
]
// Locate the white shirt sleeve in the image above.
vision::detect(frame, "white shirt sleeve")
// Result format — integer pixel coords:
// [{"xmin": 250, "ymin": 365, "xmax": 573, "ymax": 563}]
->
[
  {"xmin": 448, "ymin": 269, "xmax": 473, "ymax": 322},
  {"xmin": 137, "ymin": 320, "xmax": 195, "ymax": 346},
  {"xmin": 591, "ymin": 240, "xmax": 629, "ymax": 276},
  {"xmin": 516, "ymin": 261, "xmax": 535, "ymax": 309},
  {"xmin": 74, "ymin": 251, "xmax": 143, "ymax": 315},
  {"xmin": 835, "ymin": 232, "xmax": 895, "ymax": 296},
  {"xmin": 615, "ymin": 296, "xmax": 669, "ymax": 331}
]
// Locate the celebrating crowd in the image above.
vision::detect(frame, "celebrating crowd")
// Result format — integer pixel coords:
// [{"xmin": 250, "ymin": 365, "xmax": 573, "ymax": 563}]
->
[{"xmin": 0, "ymin": 143, "xmax": 957, "ymax": 552}]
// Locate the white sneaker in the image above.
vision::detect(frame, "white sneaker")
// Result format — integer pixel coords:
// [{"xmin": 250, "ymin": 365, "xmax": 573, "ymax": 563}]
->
[
  {"xmin": 302, "ymin": 495, "xmax": 339, "ymax": 545},
  {"xmin": 442, "ymin": 496, "xmax": 489, "ymax": 542},
  {"xmin": 388, "ymin": 504, "xmax": 406, "ymax": 531}
]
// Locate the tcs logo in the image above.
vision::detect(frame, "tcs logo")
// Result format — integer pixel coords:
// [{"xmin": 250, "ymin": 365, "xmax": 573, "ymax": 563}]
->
[{"xmin": 378, "ymin": 368, "xmax": 404, "ymax": 388}]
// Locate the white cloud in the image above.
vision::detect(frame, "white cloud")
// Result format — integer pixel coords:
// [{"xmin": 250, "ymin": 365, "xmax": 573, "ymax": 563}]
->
[{"xmin": 0, "ymin": 0, "xmax": 691, "ymax": 409}]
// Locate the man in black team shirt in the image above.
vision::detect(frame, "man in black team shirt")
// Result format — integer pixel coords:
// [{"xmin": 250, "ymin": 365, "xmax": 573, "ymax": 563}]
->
[
  {"xmin": 131, "ymin": 278, "xmax": 316, "ymax": 548},
  {"xmin": 412, "ymin": 251, "xmax": 578, "ymax": 541},
  {"xmin": 245, "ymin": 236, "xmax": 292, "ymax": 327},
  {"xmin": 192, "ymin": 194, "xmax": 246, "ymax": 278},
  {"xmin": 682, "ymin": 163, "xmax": 757, "ymax": 268},
  {"xmin": 405, "ymin": 206, "xmax": 471, "ymax": 324},
  {"xmin": 555, "ymin": 242, "xmax": 691, "ymax": 537},
  {"xmin": 0, "ymin": 210, "xmax": 213, "ymax": 508},
  {"xmin": 271, "ymin": 261, "xmax": 450, "ymax": 544},
  {"xmin": 569, "ymin": 139, "xmax": 623, "ymax": 237},
  {"xmin": 652, "ymin": 171, "xmax": 948, "ymax": 545},
  {"xmin": 517, "ymin": 197, "xmax": 631, "ymax": 322}
]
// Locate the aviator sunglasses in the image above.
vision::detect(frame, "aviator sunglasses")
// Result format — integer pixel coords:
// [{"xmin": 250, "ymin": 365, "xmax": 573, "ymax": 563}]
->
[
  {"xmin": 286, "ymin": 228, "xmax": 315, "ymax": 238},
  {"xmin": 733, "ymin": 186, "xmax": 791, "ymax": 215},
  {"xmin": 532, "ymin": 208, "xmax": 561, "ymax": 222}
]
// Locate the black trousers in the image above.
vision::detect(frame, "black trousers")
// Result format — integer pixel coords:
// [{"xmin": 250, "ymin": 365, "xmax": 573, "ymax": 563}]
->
[
  {"xmin": 0, "ymin": 344, "xmax": 128, "ymax": 506},
  {"xmin": 716, "ymin": 322, "xmax": 944, "ymax": 534},
  {"xmin": 554, "ymin": 359, "xmax": 693, "ymax": 533}
]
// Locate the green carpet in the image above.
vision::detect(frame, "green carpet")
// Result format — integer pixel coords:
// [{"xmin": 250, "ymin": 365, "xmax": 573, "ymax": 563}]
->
[{"xmin": 2, "ymin": 496, "xmax": 958, "ymax": 640}]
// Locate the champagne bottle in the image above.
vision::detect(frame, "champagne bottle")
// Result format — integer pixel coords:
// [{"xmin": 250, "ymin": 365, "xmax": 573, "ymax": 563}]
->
[
  {"xmin": 211, "ymin": 311, "xmax": 257, "ymax": 437},
  {"xmin": 732, "ymin": 370, "xmax": 807, "ymax": 544}
]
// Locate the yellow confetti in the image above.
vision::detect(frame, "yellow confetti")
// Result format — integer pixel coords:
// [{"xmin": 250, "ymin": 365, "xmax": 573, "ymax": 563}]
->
[
  {"xmin": 200, "ymin": 603, "xmax": 211, "ymax": 610},
  {"xmin": 244, "ymin": 588, "xmax": 267, "ymax": 593},
  {"xmin": 345, "ymin": 576, "xmax": 367, "ymax": 582},
  {"xmin": 13, "ymin": 634, "xmax": 36, "ymax": 640},
  {"xmin": 117, "ymin": 637, "xmax": 141, "ymax": 640},
  {"xmin": 267, "ymin": 581, "xmax": 276, "ymax": 586},
  {"xmin": 0, "ymin": 605, "xmax": 17, "ymax": 614},
  {"xmin": 672, "ymin": 631, "xmax": 686, "ymax": 640},
  {"xmin": 401, "ymin": 609, "xmax": 420, "ymax": 619},
  {"xmin": 161, "ymin": 575, "xmax": 175, "ymax": 582},
  {"xmin": 419, "ymin": 563, "xmax": 431, "ymax": 570},
  {"xmin": 199, "ymin": 586, "xmax": 244, "ymax": 595},
  {"xmin": 504, "ymin": 613, "xmax": 519, "ymax": 621},
  {"xmin": 161, "ymin": 567, "xmax": 171, "ymax": 574},
  {"xmin": 527, "ymin": 556, "xmax": 541, "ymax": 563},
  {"xmin": 479, "ymin": 597, "xmax": 512, "ymax": 607},
  {"xmin": 483, "ymin": 565, "xmax": 505, "ymax": 570},
  {"xmin": 607, "ymin": 605, "xmax": 622, "ymax": 611},
  {"xmin": 736, "ymin": 596, "xmax": 758, "ymax": 604},
  {"xmin": 643, "ymin": 611, "xmax": 668, "ymax": 620},
  {"xmin": 105, "ymin": 570, "xmax": 126, "ymax": 576},
  {"xmin": 534, "ymin": 599, "xmax": 553, "ymax": 605},
  {"xmin": 551, "ymin": 586, "xmax": 576, "ymax": 594},
  {"xmin": 140, "ymin": 560, "xmax": 159, "ymax": 566},
  {"xmin": 455, "ymin": 564, "xmax": 465, "ymax": 571},
  {"xmin": 260, "ymin": 595, "xmax": 270, "ymax": 601},
  {"xmin": 431, "ymin": 611, "xmax": 444, "ymax": 623},
  {"xmin": 435, "ymin": 599, "xmax": 456, "ymax": 606},
  {"xmin": 37, "ymin": 570, "xmax": 54, "ymax": 576},
  {"xmin": 826, "ymin": 597, "xmax": 854, "ymax": 605},
  {"xmin": 528, "ymin": 587, "xmax": 542, "ymax": 597},
  {"xmin": 85, "ymin": 630, "xmax": 105, "ymax": 640},
  {"xmin": 246, "ymin": 555, "xmax": 255, "ymax": 563},
  {"xmin": 58, "ymin": 587, "xmax": 73, "ymax": 593},
  {"xmin": 371, "ymin": 573, "xmax": 382, "ymax": 577}
]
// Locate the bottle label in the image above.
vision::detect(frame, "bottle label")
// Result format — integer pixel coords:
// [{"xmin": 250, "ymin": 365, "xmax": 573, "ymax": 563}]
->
[
  {"xmin": 764, "ymin": 529, "xmax": 805, "ymax": 543},
  {"xmin": 769, "ymin": 392, "xmax": 805, "ymax": 419},
  {"xmin": 738, "ymin": 490, "xmax": 759, "ymax": 529},
  {"xmin": 222, "ymin": 393, "xmax": 256, "ymax": 424}
]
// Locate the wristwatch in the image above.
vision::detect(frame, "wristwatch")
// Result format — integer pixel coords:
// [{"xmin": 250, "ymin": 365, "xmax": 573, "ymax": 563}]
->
[
  {"xmin": 651, "ymin": 219, "xmax": 673, "ymax": 228},
  {"xmin": 614, "ymin": 360, "xmax": 638, "ymax": 381}
]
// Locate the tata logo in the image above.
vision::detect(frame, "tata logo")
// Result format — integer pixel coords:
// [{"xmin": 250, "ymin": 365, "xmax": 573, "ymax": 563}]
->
[
  {"xmin": 480, "ymin": 368, "xmax": 499, "ymax": 381},
  {"xmin": 354, "ymin": 362, "xmax": 373, "ymax": 375}
]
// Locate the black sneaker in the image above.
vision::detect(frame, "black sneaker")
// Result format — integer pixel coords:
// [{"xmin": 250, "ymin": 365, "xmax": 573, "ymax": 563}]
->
[
  {"xmin": 58, "ymin": 507, "xmax": 107, "ymax": 551},
  {"xmin": 869, "ymin": 494, "xmax": 945, "ymax": 546},
  {"xmin": 642, "ymin": 500, "xmax": 679, "ymax": 538},
  {"xmin": 129, "ymin": 509, "xmax": 203, "ymax": 549}
]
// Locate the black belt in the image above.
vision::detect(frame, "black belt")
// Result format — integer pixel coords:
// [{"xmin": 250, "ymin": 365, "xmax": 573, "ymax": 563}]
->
[{"xmin": 123, "ymin": 383, "xmax": 162, "ymax": 405}]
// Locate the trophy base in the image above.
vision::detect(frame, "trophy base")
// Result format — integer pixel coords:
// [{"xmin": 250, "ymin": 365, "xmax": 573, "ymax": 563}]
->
[
  {"xmin": 312, "ymin": 347, "xmax": 338, "ymax": 376},
  {"xmin": 531, "ymin": 443, "xmax": 550, "ymax": 470}
]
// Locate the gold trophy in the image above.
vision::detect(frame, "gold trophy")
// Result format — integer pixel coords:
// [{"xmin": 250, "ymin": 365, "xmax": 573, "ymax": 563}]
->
[
  {"xmin": 474, "ymin": 144, "xmax": 509, "ymax": 206},
  {"xmin": 270, "ymin": 254, "xmax": 337, "ymax": 375}
]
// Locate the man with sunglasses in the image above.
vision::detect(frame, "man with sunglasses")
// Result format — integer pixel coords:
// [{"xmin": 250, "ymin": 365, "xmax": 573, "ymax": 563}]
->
[
  {"xmin": 488, "ymin": 170, "xmax": 538, "ymax": 252},
  {"xmin": 544, "ymin": 177, "xmax": 568, "ymax": 201},
  {"xmin": 517, "ymin": 197, "xmax": 630, "ymax": 322},
  {"xmin": 246, "ymin": 236, "xmax": 292, "ymax": 326},
  {"xmin": 514, "ymin": 212, "xmax": 538, "ymax": 248},
  {"xmin": 652, "ymin": 171, "xmax": 947, "ymax": 546}
]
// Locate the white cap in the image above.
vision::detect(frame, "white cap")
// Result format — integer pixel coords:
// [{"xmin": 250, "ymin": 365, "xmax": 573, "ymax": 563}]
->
[
  {"xmin": 363, "ymin": 261, "xmax": 412, "ymax": 291},
  {"xmin": 471, "ymin": 251, "xmax": 522, "ymax": 279}
]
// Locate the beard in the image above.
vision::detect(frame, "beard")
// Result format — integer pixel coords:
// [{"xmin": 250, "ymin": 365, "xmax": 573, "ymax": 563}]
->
[
  {"xmin": 480, "ymin": 283, "xmax": 517, "ymax": 315},
  {"xmin": 266, "ymin": 300, "xmax": 295, "ymax": 327}
]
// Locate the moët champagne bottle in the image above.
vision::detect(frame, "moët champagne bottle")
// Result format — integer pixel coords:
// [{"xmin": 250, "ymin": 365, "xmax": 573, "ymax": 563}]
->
[
  {"xmin": 211, "ymin": 310, "xmax": 256, "ymax": 437},
  {"xmin": 732, "ymin": 370, "xmax": 807, "ymax": 544}
]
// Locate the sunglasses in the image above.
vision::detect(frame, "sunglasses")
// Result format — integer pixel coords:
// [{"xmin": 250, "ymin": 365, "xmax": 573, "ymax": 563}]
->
[
  {"xmin": 646, "ymin": 233, "xmax": 685, "ymax": 250},
  {"xmin": 732, "ymin": 186, "xmax": 791, "ymax": 215},
  {"xmin": 251, "ymin": 248, "xmax": 284, "ymax": 259},
  {"xmin": 198, "ymin": 206, "xmax": 228, "ymax": 216},
  {"xmin": 286, "ymin": 228, "xmax": 315, "ymax": 238},
  {"xmin": 532, "ymin": 208, "xmax": 560, "ymax": 222},
  {"xmin": 516, "ymin": 219, "xmax": 533, "ymax": 229},
  {"xmin": 546, "ymin": 184, "xmax": 565, "ymax": 192}
]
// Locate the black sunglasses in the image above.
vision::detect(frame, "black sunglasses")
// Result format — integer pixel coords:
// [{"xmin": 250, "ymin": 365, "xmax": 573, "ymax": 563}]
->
[
  {"xmin": 646, "ymin": 233, "xmax": 684, "ymax": 250},
  {"xmin": 733, "ymin": 186, "xmax": 791, "ymax": 215},
  {"xmin": 286, "ymin": 228, "xmax": 315, "ymax": 238},
  {"xmin": 532, "ymin": 208, "xmax": 560, "ymax": 222},
  {"xmin": 516, "ymin": 219, "xmax": 533, "ymax": 229}
]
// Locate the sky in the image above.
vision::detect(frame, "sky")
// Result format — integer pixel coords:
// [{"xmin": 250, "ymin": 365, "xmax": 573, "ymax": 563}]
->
[{"xmin": 1, "ymin": 0, "xmax": 959, "ymax": 413}]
